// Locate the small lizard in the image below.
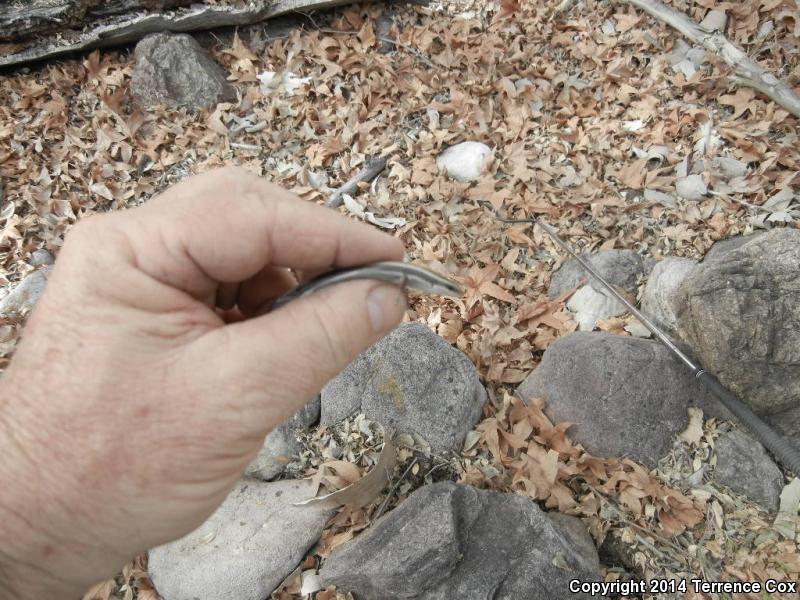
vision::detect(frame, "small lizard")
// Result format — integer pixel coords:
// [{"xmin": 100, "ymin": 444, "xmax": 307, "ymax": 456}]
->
[{"xmin": 272, "ymin": 262, "xmax": 463, "ymax": 310}]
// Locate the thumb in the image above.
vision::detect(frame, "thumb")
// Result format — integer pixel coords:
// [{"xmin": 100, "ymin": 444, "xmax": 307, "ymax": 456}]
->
[{"xmin": 205, "ymin": 280, "xmax": 407, "ymax": 426}]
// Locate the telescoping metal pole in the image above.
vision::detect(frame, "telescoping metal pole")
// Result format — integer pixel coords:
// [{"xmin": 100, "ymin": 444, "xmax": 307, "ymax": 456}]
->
[{"xmin": 499, "ymin": 217, "xmax": 800, "ymax": 475}]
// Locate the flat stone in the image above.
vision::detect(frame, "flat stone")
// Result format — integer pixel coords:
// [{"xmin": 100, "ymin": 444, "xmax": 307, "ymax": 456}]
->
[
  {"xmin": 0, "ymin": 267, "xmax": 51, "ymax": 316},
  {"xmin": 317, "ymin": 482, "xmax": 601, "ymax": 600},
  {"xmin": 131, "ymin": 32, "xmax": 237, "ymax": 110},
  {"xmin": 244, "ymin": 396, "xmax": 320, "ymax": 481},
  {"xmin": 436, "ymin": 141, "xmax": 492, "ymax": 182},
  {"xmin": 548, "ymin": 250, "xmax": 647, "ymax": 300},
  {"xmin": 148, "ymin": 479, "xmax": 334, "ymax": 600},
  {"xmin": 517, "ymin": 331, "xmax": 731, "ymax": 466},
  {"xmin": 674, "ymin": 228, "xmax": 800, "ymax": 417},
  {"xmin": 641, "ymin": 257, "xmax": 698, "ymax": 334},
  {"xmin": 321, "ymin": 323, "xmax": 486, "ymax": 454},
  {"xmin": 713, "ymin": 428, "xmax": 783, "ymax": 512}
]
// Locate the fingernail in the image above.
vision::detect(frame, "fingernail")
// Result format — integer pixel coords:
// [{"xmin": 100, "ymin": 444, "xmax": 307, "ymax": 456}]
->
[{"xmin": 367, "ymin": 284, "xmax": 407, "ymax": 333}]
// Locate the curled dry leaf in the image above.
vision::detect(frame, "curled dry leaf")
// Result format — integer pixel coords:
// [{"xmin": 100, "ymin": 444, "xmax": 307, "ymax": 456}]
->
[{"xmin": 296, "ymin": 432, "xmax": 397, "ymax": 510}]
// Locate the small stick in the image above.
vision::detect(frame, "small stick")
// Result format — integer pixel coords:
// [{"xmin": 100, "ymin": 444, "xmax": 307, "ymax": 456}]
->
[
  {"xmin": 623, "ymin": 0, "xmax": 800, "ymax": 118},
  {"xmin": 374, "ymin": 457, "xmax": 418, "ymax": 519},
  {"xmin": 230, "ymin": 142, "xmax": 262, "ymax": 152},
  {"xmin": 326, "ymin": 155, "xmax": 389, "ymax": 208}
]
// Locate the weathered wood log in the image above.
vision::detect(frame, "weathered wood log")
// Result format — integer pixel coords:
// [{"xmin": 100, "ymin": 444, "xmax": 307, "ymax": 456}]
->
[
  {"xmin": 0, "ymin": 0, "xmax": 373, "ymax": 68},
  {"xmin": 0, "ymin": 1, "xmax": 196, "ymax": 42}
]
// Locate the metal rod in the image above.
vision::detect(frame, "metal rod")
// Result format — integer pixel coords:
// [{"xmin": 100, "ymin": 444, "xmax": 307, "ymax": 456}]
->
[
  {"xmin": 498, "ymin": 217, "xmax": 800, "ymax": 475},
  {"xmin": 501, "ymin": 218, "xmax": 700, "ymax": 372}
]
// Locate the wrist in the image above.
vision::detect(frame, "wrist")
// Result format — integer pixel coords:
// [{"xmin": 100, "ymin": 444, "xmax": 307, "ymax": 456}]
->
[{"xmin": 0, "ymin": 378, "xmax": 86, "ymax": 600}]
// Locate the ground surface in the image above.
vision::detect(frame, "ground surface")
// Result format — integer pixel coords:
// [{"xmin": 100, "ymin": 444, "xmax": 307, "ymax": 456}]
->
[{"xmin": 1, "ymin": 0, "xmax": 799, "ymax": 598}]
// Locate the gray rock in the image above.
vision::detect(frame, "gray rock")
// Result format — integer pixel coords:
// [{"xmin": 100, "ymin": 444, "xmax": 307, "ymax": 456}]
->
[
  {"xmin": 641, "ymin": 257, "xmax": 698, "ymax": 334},
  {"xmin": 701, "ymin": 232, "xmax": 764, "ymax": 263},
  {"xmin": 517, "ymin": 332, "xmax": 731, "ymax": 466},
  {"xmin": 244, "ymin": 441, "xmax": 291, "ymax": 482},
  {"xmin": 713, "ymin": 428, "xmax": 783, "ymax": 512},
  {"xmin": 244, "ymin": 396, "xmax": 319, "ymax": 481},
  {"xmin": 436, "ymin": 141, "xmax": 492, "ymax": 182},
  {"xmin": 548, "ymin": 250, "xmax": 647, "ymax": 300},
  {"xmin": 148, "ymin": 479, "xmax": 334, "ymax": 600},
  {"xmin": 0, "ymin": 267, "xmax": 51, "ymax": 315},
  {"xmin": 321, "ymin": 323, "xmax": 486, "ymax": 454},
  {"xmin": 317, "ymin": 482, "xmax": 601, "ymax": 600},
  {"xmin": 131, "ymin": 32, "xmax": 237, "ymax": 110},
  {"xmin": 29, "ymin": 249, "xmax": 54, "ymax": 266},
  {"xmin": 675, "ymin": 228, "xmax": 800, "ymax": 416},
  {"xmin": 766, "ymin": 405, "xmax": 800, "ymax": 440}
]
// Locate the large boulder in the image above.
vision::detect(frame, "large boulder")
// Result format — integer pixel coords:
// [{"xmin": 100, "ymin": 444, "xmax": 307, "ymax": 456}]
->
[
  {"xmin": 674, "ymin": 228, "xmax": 800, "ymax": 417},
  {"xmin": 244, "ymin": 396, "xmax": 319, "ymax": 481},
  {"xmin": 148, "ymin": 479, "xmax": 334, "ymax": 600},
  {"xmin": 321, "ymin": 323, "xmax": 486, "ymax": 454},
  {"xmin": 713, "ymin": 428, "xmax": 783, "ymax": 512},
  {"xmin": 131, "ymin": 32, "xmax": 237, "ymax": 110},
  {"xmin": 641, "ymin": 257, "xmax": 697, "ymax": 334},
  {"xmin": 317, "ymin": 482, "xmax": 601, "ymax": 600},
  {"xmin": 517, "ymin": 332, "xmax": 730, "ymax": 466}
]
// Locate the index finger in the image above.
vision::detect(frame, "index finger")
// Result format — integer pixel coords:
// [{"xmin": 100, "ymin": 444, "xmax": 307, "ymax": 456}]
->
[{"xmin": 129, "ymin": 167, "xmax": 404, "ymax": 293}]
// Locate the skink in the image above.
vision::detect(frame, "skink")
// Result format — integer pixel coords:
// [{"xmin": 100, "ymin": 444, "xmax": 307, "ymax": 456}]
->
[{"xmin": 272, "ymin": 261, "xmax": 462, "ymax": 310}]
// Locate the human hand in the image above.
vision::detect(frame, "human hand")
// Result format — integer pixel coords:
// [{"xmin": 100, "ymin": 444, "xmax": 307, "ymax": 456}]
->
[{"xmin": 0, "ymin": 167, "xmax": 407, "ymax": 599}]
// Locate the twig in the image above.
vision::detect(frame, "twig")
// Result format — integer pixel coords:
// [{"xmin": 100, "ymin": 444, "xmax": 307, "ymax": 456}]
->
[
  {"xmin": 717, "ymin": 193, "xmax": 800, "ymax": 217},
  {"xmin": 326, "ymin": 155, "xmax": 389, "ymax": 208},
  {"xmin": 374, "ymin": 457, "xmax": 418, "ymax": 519},
  {"xmin": 230, "ymin": 142, "xmax": 262, "ymax": 151},
  {"xmin": 622, "ymin": 0, "xmax": 800, "ymax": 118}
]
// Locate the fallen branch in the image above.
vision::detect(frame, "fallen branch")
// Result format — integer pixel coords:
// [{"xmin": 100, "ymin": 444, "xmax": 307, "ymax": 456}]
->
[
  {"xmin": 0, "ymin": 0, "xmax": 362, "ymax": 68},
  {"xmin": 326, "ymin": 155, "xmax": 389, "ymax": 209},
  {"xmin": 623, "ymin": 0, "xmax": 800, "ymax": 119}
]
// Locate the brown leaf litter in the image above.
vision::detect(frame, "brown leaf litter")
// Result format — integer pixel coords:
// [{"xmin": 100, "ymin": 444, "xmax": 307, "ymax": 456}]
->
[{"xmin": 1, "ymin": 0, "xmax": 798, "ymax": 598}]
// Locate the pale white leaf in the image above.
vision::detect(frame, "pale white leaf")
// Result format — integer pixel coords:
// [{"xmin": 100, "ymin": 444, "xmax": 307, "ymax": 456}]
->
[
  {"xmin": 300, "ymin": 572, "xmax": 323, "ymax": 595},
  {"xmin": 624, "ymin": 320, "xmax": 652, "ymax": 338},
  {"xmin": 342, "ymin": 193, "xmax": 366, "ymax": 218},
  {"xmin": 566, "ymin": 285, "xmax": 626, "ymax": 331},
  {"xmin": 674, "ymin": 58, "xmax": 697, "ymax": 78},
  {"xmin": 676, "ymin": 175, "xmax": 707, "ymax": 200},
  {"xmin": 766, "ymin": 211, "xmax": 794, "ymax": 223},
  {"xmin": 699, "ymin": 10, "xmax": 727, "ymax": 32},
  {"xmin": 90, "ymin": 182, "xmax": 114, "ymax": 201},
  {"xmin": 763, "ymin": 188, "xmax": 795, "ymax": 211},
  {"xmin": 643, "ymin": 189, "xmax": 677, "ymax": 207},
  {"xmin": 713, "ymin": 156, "xmax": 749, "ymax": 179}
]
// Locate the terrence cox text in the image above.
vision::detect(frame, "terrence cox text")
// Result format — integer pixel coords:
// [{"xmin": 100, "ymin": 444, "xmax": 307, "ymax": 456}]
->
[{"xmin": 569, "ymin": 578, "xmax": 797, "ymax": 596}]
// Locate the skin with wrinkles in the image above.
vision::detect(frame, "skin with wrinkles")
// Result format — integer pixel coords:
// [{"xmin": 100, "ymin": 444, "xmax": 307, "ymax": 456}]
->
[{"xmin": 0, "ymin": 167, "xmax": 407, "ymax": 600}]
